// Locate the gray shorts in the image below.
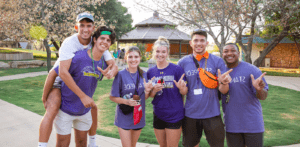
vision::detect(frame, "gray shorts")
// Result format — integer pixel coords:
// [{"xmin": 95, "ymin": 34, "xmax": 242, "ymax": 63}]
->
[{"xmin": 53, "ymin": 76, "xmax": 62, "ymax": 89}]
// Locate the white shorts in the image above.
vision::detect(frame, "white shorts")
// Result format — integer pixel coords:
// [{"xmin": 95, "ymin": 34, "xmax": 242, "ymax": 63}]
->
[{"xmin": 54, "ymin": 109, "xmax": 92, "ymax": 135}]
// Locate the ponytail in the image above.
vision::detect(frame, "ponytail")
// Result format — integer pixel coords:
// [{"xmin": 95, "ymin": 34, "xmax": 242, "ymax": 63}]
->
[{"xmin": 137, "ymin": 66, "xmax": 144, "ymax": 79}]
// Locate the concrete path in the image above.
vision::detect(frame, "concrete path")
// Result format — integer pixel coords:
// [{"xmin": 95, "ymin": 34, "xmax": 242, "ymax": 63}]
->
[
  {"xmin": 0, "ymin": 67, "xmax": 299, "ymax": 147},
  {"xmin": 264, "ymin": 75, "xmax": 300, "ymax": 91},
  {"xmin": 0, "ymin": 71, "xmax": 48, "ymax": 81},
  {"xmin": 0, "ymin": 99, "xmax": 158, "ymax": 147}
]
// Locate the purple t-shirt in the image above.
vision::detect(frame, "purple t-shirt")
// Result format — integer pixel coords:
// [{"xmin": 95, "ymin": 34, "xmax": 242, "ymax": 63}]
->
[
  {"xmin": 177, "ymin": 54, "xmax": 226, "ymax": 119},
  {"xmin": 221, "ymin": 61, "xmax": 268, "ymax": 133},
  {"xmin": 54, "ymin": 50, "xmax": 107, "ymax": 116},
  {"xmin": 147, "ymin": 63, "xmax": 186, "ymax": 123},
  {"xmin": 110, "ymin": 69, "xmax": 147, "ymax": 129}
]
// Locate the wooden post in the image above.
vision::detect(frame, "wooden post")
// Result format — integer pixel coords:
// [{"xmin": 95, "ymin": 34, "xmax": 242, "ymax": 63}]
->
[
  {"xmin": 179, "ymin": 41, "xmax": 182, "ymax": 59},
  {"xmin": 187, "ymin": 44, "xmax": 189, "ymax": 54}
]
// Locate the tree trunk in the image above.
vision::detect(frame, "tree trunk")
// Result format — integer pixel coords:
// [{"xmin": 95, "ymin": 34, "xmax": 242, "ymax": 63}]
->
[
  {"xmin": 236, "ymin": 36, "xmax": 248, "ymax": 63},
  {"xmin": 50, "ymin": 37, "xmax": 60, "ymax": 58},
  {"xmin": 253, "ymin": 26, "xmax": 290, "ymax": 67},
  {"xmin": 43, "ymin": 39, "xmax": 52, "ymax": 72},
  {"xmin": 292, "ymin": 35, "xmax": 300, "ymax": 58},
  {"xmin": 116, "ymin": 38, "xmax": 119, "ymax": 49},
  {"xmin": 15, "ymin": 41, "xmax": 19, "ymax": 48},
  {"xmin": 51, "ymin": 37, "xmax": 60, "ymax": 51},
  {"xmin": 218, "ymin": 44, "xmax": 224, "ymax": 56}
]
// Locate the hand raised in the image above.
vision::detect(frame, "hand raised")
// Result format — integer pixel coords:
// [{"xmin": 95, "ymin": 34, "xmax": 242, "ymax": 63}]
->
[
  {"xmin": 153, "ymin": 81, "xmax": 164, "ymax": 93},
  {"xmin": 97, "ymin": 64, "xmax": 113, "ymax": 79},
  {"xmin": 218, "ymin": 69, "xmax": 233, "ymax": 85},
  {"xmin": 144, "ymin": 77, "xmax": 155, "ymax": 92},
  {"xmin": 251, "ymin": 72, "xmax": 266, "ymax": 91},
  {"xmin": 173, "ymin": 74, "xmax": 187, "ymax": 91}
]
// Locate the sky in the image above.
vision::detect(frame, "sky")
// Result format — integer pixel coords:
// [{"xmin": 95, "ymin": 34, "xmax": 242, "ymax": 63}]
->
[{"xmin": 117, "ymin": 0, "xmax": 153, "ymax": 27}]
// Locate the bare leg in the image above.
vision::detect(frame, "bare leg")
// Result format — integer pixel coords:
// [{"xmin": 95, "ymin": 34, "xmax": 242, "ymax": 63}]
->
[
  {"xmin": 74, "ymin": 129, "xmax": 89, "ymax": 147},
  {"xmin": 88, "ymin": 105, "xmax": 98, "ymax": 136},
  {"xmin": 165, "ymin": 127, "xmax": 182, "ymax": 147},
  {"xmin": 39, "ymin": 88, "xmax": 61, "ymax": 142},
  {"xmin": 56, "ymin": 133, "xmax": 71, "ymax": 147},
  {"xmin": 154, "ymin": 128, "xmax": 167, "ymax": 147},
  {"xmin": 118, "ymin": 127, "xmax": 132, "ymax": 147},
  {"xmin": 130, "ymin": 129, "xmax": 142, "ymax": 147}
]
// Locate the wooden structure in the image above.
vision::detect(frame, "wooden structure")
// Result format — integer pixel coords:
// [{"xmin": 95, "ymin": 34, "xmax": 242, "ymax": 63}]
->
[
  {"xmin": 119, "ymin": 11, "xmax": 192, "ymax": 57},
  {"xmin": 242, "ymin": 36, "xmax": 300, "ymax": 68}
]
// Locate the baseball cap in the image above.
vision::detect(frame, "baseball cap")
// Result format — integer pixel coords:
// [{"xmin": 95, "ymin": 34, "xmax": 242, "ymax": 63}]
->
[{"xmin": 76, "ymin": 12, "xmax": 94, "ymax": 22}]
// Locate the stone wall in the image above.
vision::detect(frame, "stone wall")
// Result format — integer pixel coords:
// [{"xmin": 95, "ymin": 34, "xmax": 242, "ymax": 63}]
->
[
  {"xmin": 0, "ymin": 52, "xmax": 33, "ymax": 60},
  {"xmin": 265, "ymin": 43, "xmax": 300, "ymax": 68},
  {"xmin": 0, "ymin": 60, "xmax": 56, "ymax": 69}
]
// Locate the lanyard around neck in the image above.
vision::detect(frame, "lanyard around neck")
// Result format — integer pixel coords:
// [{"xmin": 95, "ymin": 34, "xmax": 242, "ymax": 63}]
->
[
  {"xmin": 191, "ymin": 54, "xmax": 208, "ymax": 89},
  {"xmin": 191, "ymin": 54, "xmax": 207, "ymax": 70},
  {"xmin": 127, "ymin": 68, "xmax": 140, "ymax": 95},
  {"xmin": 91, "ymin": 47, "xmax": 104, "ymax": 81}
]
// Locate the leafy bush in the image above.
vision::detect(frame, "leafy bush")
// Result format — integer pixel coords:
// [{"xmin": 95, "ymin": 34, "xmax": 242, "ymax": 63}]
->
[{"xmin": 136, "ymin": 43, "xmax": 147, "ymax": 62}]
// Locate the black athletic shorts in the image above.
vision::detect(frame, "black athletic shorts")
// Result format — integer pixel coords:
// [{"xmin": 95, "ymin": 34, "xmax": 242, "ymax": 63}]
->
[
  {"xmin": 182, "ymin": 115, "xmax": 225, "ymax": 147},
  {"xmin": 226, "ymin": 132, "xmax": 264, "ymax": 147},
  {"xmin": 153, "ymin": 113, "xmax": 183, "ymax": 129},
  {"xmin": 121, "ymin": 127, "xmax": 143, "ymax": 131}
]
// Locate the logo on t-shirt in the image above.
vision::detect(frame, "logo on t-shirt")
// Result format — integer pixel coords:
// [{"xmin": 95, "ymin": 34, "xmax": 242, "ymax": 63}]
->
[
  {"xmin": 82, "ymin": 66, "xmax": 101, "ymax": 79},
  {"xmin": 186, "ymin": 68, "xmax": 212, "ymax": 77},
  {"xmin": 124, "ymin": 83, "xmax": 143, "ymax": 91},
  {"xmin": 231, "ymin": 76, "xmax": 246, "ymax": 83},
  {"xmin": 152, "ymin": 76, "xmax": 174, "ymax": 88}
]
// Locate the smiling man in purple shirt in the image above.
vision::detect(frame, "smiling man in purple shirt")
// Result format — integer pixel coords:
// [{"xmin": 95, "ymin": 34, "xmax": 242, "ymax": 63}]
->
[
  {"xmin": 178, "ymin": 29, "xmax": 232, "ymax": 147},
  {"xmin": 221, "ymin": 43, "xmax": 268, "ymax": 147}
]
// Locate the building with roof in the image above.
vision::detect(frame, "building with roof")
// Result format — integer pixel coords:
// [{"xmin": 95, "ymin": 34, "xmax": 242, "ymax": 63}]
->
[
  {"xmin": 119, "ymin": 11, "xmax": 192, "ymax": 57},
  {"xmin": 242, "ymin": 36, "xmax": 300, "ymax": 68}
]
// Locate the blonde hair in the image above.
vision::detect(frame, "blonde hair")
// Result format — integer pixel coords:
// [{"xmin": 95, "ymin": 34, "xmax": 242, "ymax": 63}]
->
[{"xmin": 152, "ymin": 36, "xmax": 170, "ymax": 61}]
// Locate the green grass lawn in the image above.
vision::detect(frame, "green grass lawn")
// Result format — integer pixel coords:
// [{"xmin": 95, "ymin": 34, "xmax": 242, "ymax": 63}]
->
[
  {"xmin": 169, "ymin": 58, "xmax": 179, "ymax": 64},
  {"xmin": 0, "ymin": 67, "xmax": 49, "ymax": 76},
  {"xmin": 139, "ymin": 62, "xmax": 148, "ymax": 68},
  {"xmin": 0, "ymin": 75, "xmax": 299, "ymax": 146},
  {"xmin": 0, "ymin": 49, "xmax": 18, "ymax": 53},
  {"xmin": 262, "ymin": 70, "xmax": 300, "ymax": 77}
]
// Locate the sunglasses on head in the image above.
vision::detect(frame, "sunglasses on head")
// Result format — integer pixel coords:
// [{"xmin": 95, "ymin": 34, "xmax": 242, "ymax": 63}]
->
[{"xmin": 193, "ymin": 28, "xmax": 207, "ymax": 32}]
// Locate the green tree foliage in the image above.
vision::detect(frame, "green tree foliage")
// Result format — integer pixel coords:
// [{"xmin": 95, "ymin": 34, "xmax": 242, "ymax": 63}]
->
[
  {"xmin": 253, "ymin": 0, "xmax": 300, "ymax": 67},
  {"xmin": 136, "ymin": 43, "xmax": 147, "ymax": 62},
  {"xmin": 30, "ymin": 26, "xmax": 47, "ymax": 40},
  {"xmin": 209, "ymin": 44, "xmax": 220, "ymax": 53},
  {"xmin": 85, "ymin": 0, "xmax": 133, "ymax": 40}
]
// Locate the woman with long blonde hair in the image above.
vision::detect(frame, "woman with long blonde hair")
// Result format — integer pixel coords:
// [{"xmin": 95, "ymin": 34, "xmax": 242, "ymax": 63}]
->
[{"xmin": 147, "ymin": 36, "xmax": 188, "ymax": 147}]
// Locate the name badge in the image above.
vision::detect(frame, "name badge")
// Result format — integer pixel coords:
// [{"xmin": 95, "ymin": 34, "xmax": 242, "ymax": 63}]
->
[{"xmin": 194, "ymin": 89, "xmax": 202, "ymax": 95}]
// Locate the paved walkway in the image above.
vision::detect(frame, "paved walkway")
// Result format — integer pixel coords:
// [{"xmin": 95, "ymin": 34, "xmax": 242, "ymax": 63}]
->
[
  {"xmin": 264, "ymin": 75, "xmax": 300, "ymax": 91},
  {"xmin": 0, "ymin": 67, "xmax": 299, "ymax": 147}
]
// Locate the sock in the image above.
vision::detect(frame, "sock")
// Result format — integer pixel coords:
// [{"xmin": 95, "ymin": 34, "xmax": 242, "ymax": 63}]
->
[
  {"xmin": 89, "ymin": 135, "xmax": 96, "ymax": 146},
  {"xmin": 38, "ymin": 142, "xmax": 48, "ymax": 147}
]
